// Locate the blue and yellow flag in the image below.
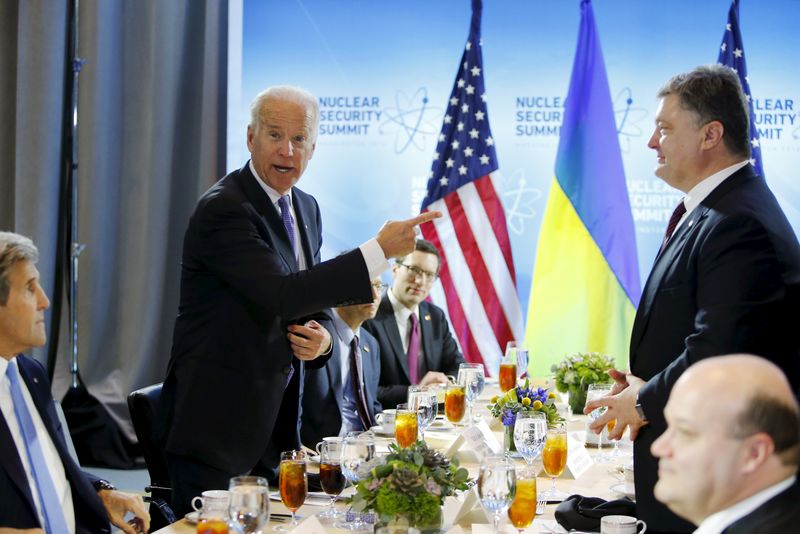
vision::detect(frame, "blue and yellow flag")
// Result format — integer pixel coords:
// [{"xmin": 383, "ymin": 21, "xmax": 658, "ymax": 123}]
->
[{"xmin": 525, "ymin": 0, "xmax": 640, "ymax": 376}]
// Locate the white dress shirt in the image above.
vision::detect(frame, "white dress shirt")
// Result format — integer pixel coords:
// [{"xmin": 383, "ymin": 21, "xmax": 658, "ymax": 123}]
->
[
  {"xmin": 674, "ymin": 160, "xmax": 749, "ymax": 232},
  {"xmin": 694, "ymin": 475, "xmax": 796, "ymax": 534},
  {"xmin": 249, "ymin": 161, "xmax": 388, "ymax": 277},
  {"xmin": 0, "ymin": 357, "xmax": 76, "ymax": 533},
  {"xmin": 330, "ymin": 310, "xmax": 366, "ymax": 436}
]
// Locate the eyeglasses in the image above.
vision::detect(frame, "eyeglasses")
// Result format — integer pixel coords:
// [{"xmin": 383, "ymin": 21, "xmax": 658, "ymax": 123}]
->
[
  {"xmin": 370, "ymin": 282, "xmax": 388, "ymax": 292},
  {"xmin": 396, "ymin": 262, "xmax": 438, "ymax": 282}
]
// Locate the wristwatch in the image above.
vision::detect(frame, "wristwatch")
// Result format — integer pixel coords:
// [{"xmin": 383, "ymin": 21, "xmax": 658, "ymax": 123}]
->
[
  {"xmin": 92, "ymin": 478, "xmax": 116, "ymax": 492},
  {"xmin": 634, "ymin": 395, "xmax": 648, "ymax": 423}
]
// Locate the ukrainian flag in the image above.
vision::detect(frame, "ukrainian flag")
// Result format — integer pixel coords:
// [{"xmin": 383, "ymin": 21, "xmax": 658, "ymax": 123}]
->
[{"xmin": 525, "ymin": 0, "xmax": 640, "ymax": 376}]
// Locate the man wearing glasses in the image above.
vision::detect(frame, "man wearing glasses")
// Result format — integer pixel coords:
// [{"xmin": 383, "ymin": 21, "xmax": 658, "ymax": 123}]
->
[
  {"xmin": 301, "ymin": 278, "xmax": 386, "ymax": 447},
  {"xmin": 364, "ymin": 239, "xmax": 464, "ymax": 408}
]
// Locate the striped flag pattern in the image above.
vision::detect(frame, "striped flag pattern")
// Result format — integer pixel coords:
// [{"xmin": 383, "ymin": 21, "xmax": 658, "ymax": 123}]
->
[{"xmin": 420, "ymin": 0, "xmax": 522, "ymax": 376}]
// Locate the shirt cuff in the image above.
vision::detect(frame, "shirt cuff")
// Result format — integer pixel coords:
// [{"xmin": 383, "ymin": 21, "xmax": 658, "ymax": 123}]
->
[{"xmin": 360, "ymin": 239, "xmax": 390, "ymax": 279}]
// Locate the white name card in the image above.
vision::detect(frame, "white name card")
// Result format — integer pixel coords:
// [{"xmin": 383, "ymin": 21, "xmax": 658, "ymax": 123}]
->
[
  {"xmin": 565, "ymin": 432, "xmax": 593, "ymax": 479},
  {"xmin": 292, "ymin": 514, "xmax": 326, "ymax": 534},
  {"xmin": 460, "ymin": 420, "xmax": 503, "ymax": 461}
]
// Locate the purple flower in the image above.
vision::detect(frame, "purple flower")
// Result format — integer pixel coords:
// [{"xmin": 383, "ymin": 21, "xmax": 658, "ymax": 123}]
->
[{"xmin": 501, "ymin": 410, "xmax": 517, "ymax": 427}]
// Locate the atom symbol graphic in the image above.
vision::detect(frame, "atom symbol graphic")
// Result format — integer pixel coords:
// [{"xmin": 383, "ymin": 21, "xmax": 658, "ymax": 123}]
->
[
  {"xmin": 615, "ymin": 87, "xmax": 649, "ymax": 153},
  {"xmin": 499, "ymin": 168, "xmax": 542, "ymax": 235},
  {"xmin": 379, "ymin": 88, "xmax": 443, "ymax": 154}
]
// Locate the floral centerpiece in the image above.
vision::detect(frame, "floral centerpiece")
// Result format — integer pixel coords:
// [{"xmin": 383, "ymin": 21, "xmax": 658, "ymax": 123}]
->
[
  {"xmin": 552, "ymin": 352, "xmax": 614, "ymax": 414},
  {"xmin": 487, "ymin": 378, "xmax": 563, "ymax": 450},
  {"xmin": 349, "ymin": 441, "xmax": 471, "ymax": 533}
]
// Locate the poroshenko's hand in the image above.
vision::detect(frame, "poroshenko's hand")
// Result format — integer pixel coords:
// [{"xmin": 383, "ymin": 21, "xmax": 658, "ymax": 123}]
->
[
  {"xmin": 418, "ymin": 371, "xmax": 449, "ymax": 386},
  {"xmin": 583, "ymin": 373, "xmax": 648, "ymax": 441},
  {"xmin": 376, "ymin": 211, "xmax": 442, "ymax": 259},
  {"xmin": 287, "ymin": 320, "xmax": 332, "ymax": 360},
  {"xmin": 608, "ymin": 368, "xmax": 629, "ymax": 396},
  {"xmin": 98, "ymin": 489, "xmax": 150, "ymax": 534}
]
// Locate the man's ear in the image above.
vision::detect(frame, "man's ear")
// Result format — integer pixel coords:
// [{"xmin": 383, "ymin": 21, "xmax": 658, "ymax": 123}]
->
[
  {"xmin": 701, "ymin": 120, "xmax": 725, "ymax": 150},
  {"xmin": 739, "ymin": 432, "xmax": 775, "ymax": 475}
]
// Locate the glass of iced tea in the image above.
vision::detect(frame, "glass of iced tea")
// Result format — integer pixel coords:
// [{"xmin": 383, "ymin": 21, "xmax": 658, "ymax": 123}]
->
[
  {"xmin": 394, "ymin": 403, "xmax": 418, "ymax": 447},
  {"xmin": 277, "ymin": 450, "xmax": 307, "ymax": 531},
  {"xmin": 316, "ymin": 439, "xmax": 345, "ymax": 520},
  {"xmin": 507, "ymin": 466, "xmax": 537, "ymax": 533},
  {"xmin": 499, "ymin": 361, "xmax": 517, "ymax": 392},
  {"xmin": 540, "ymin": 422, "xmax": 569, "ymax": 501},
  {"xmin": 444, "ymin": 382, "xmax": 466, "ymax": 423}
]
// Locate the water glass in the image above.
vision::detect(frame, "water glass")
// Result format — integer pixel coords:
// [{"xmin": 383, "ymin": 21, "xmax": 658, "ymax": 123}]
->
[
  {"xmin": 586, "ymin": 383, "xmax": 612, "ymax": 451},
  {"xmin": 337, "ymin": 436, "xmax": 376, "ymax": 531},
  {"xmin": 407, "ymin": 386, "xmax": 436, "ymax": 440},
  {"xmin": 478, "ymin": 457, "xmax": 516, "ymax": 534},
  {"xmin": 513, "ymin": 412, "xmax": 547, "ymax": 465},
  {"xmin": 228, "ymin": 476, "xmax": 269, "ymax": 534},
  {"xmin": 457, "ymin": 363, "xmax": 485, "ymax": 424}
]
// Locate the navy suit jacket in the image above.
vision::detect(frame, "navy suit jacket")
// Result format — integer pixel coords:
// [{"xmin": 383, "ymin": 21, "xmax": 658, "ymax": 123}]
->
[
  {"xmin": 0, "ymin": 356, "xmax": 109, "ymax": 532},
  {"xmin": 722, "ymin": 477, "xmax": 800, "ymax": 533},
  {"xmin": 629, "ymin": 165, "xmax": 800, "ymax": 532},
  {"xmin": 300, "ymin": 326, "xmax": 382, "ymax": 447},
  {"xmin": 363, "ymin": 295, "xmax": 464, "ymax": 408},
  {"xmin": 157, "ymin": 163, "xmax": 373, "ymax": 478}
]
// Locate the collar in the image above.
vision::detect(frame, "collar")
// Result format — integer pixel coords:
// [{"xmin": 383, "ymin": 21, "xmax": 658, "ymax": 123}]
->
[
  {"xmin": 683, "ymin": 160, "xmax": 749, "ymax": 215},
  {"xmin": 388, "ymin": 287, "xmax": 419, "ymax": 323},
  {"xmin": 248, "ymin": 159, "xmax": 293, "ymax": 208},
  {"xmin": 694, "ymin": 475, "xmax": 797, "ymax": 534},
  {"xmin": 0, "ymin": 356, "xmax": 11, "ymax": 378},
  {"xmin": 332, "ymin": 309, "xmax": 359, "ymax": 345}
]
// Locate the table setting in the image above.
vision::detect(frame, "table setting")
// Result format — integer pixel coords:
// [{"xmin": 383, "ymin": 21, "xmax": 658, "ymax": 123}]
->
[{"xmin": 155, "ymin": 349, "xmax": 638, "ymax": 534}]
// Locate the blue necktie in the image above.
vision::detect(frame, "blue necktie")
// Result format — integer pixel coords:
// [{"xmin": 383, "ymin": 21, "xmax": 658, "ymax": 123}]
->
[
  {"xmin": 6, "ymin": 363, "xmax": 69, "ymax": 533},
  {"xmin": 277, "ymin": 195, "xmax": 297, "ymax": 259}
]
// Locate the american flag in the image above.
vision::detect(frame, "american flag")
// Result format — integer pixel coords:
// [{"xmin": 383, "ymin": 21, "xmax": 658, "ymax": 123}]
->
[
  {"xmin": 420, "ymin": 0, "xmax": 522, "ymax": 375},
  {"xmin": 717, "ymin": 0, "xmax": 764, "ymax": 177}
]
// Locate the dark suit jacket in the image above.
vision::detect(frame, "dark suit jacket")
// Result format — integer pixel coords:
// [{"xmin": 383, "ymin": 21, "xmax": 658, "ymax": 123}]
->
[
  {"xmin": 363, "ymin": 295, "xmax": 464, "ymax": 408},
  {"xmin": 0, "ymin": 356, "xmax": 109, "ymax": 532},
  {"xmin": 300, "ymin": 326, "xmax": 382, "ymax": 447},
  {"xmin": 629, "ymin": 165, "xmax": 800, "ymax": 532},
  {"xmin": 157, "ymin": 163, "xmax": 372, "ymax": 479},
  {"xmin": 722, "ymin": 477, "xmax": 800, "ymax": 533}
]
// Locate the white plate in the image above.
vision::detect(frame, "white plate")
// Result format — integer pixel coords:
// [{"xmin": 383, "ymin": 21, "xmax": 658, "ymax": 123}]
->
[
  {"xmin": 610, "ymin": 482, "xmax": 635, "ymax": 499},
  {"xmin": 370, "ymin": 425, "xmax": 394, "ymax": 436},
  {"xmin": 184, "ymin": 511, "xmax": 199, "ymax": 524}
]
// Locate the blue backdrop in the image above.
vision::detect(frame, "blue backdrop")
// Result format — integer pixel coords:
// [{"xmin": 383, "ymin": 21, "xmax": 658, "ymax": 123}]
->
[{"xmin": 228, "ymin": 0, "xmax": 800, "ymax": 317}]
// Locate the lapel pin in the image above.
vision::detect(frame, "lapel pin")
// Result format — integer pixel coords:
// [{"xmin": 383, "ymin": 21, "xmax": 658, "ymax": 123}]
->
[
  {"xmin": 424, "ymin": 314, "xmax": 431, "ymax": 321},
  {"xmin": 33, "ymin": 378, "xmax": 39, "ymax": 383},
  {"xmin": 363, "ymin": 346, "xmax": 370, "ymax": 352}
]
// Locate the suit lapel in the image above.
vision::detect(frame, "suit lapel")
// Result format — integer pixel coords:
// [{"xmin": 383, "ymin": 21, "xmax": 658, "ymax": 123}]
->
[
  {"xmin": 292, "ymin": 189, "xmax": 319, "ymax": 267},
  {"xmin": 630, "ymin": 207, "xmax": 707, "ymax": 361},
  {"xmin": 235, "ymin": 164, "xmax": 298, "ymax": 271},
  {"xmin": 0, "ymin": 409, "xmax": 37, "ymax": 517},
  {"xmin": 377, "ymin": 296, "xmax": 411, "ymax": 383},
  {"xmin": 629, "ymin": 165, "xmax": 758, "ymax": 361},
  {"xmin": 419, "ymin": 302, "xmax": 435, "ymax": 376}
]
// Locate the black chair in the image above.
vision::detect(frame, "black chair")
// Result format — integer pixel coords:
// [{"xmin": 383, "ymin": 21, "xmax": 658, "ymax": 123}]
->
[{"xmin": 127, "ymin": 383, "xmax": 176, "ymax": 529}]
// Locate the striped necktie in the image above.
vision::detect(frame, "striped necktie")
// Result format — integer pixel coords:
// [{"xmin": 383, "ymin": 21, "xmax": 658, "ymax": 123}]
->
[{"xmin": 6, "ymin": 363, "xmax": 69, "ymax": 533}]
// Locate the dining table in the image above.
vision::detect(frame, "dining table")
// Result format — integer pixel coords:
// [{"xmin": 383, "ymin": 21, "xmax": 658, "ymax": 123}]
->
[{"xmin": 153, "ymin": 380, "xmax": 633, "ymax": 534}]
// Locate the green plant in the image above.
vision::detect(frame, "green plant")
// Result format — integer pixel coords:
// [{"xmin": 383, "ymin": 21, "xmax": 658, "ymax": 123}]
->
[
  {"xmin": 486, "ymin": 378, "xmax": 563, "ymax": 427},
  {"xmin": 349, "ymin": 441, "xmax": 471, "ymax": 526},
  {"xmin": 552, "ymin": 352, "xmax": 615, "ymax": 392}
]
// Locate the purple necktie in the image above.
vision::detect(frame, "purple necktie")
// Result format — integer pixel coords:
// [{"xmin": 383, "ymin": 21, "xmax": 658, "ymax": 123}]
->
[
  {"xmin": 277, "ymin": 195, "xmax": 296, "ymax": 258},
  {"xmin": 407, "ymin": 314, "xmax": 420, "ymax": 384},
  {"xmin": 349, "ymin": 335, "xmax": 374, "ymax": 429},
  {"xmin": 659, "ymin": 201, "xmax": 687, "ymax": 254}
]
